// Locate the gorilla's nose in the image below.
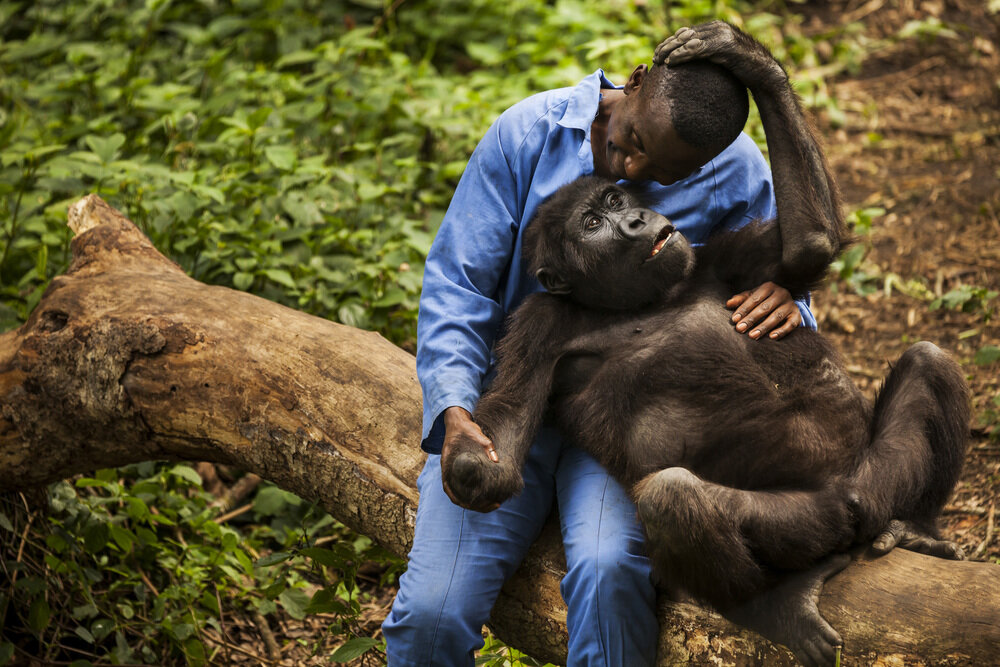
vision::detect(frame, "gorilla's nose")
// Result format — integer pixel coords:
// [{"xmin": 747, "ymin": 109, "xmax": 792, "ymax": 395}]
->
[{"xmin": 622, "ymin": 210, "xmax": 648, "ymax": 237}]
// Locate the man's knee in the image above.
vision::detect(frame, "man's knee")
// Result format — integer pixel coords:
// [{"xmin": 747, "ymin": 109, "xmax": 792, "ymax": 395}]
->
[{"xmin": 383, "ymin": 586, "xmax": 483, "ymax": 666}]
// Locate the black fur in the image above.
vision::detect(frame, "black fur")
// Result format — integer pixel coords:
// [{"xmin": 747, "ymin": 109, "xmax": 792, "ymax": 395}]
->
[
  {"xmin": 440, "ymin": 179, "xmax": 970, "ymax": 666},
  {"xmin": 448, "ymin": 177, "xmax": 969, "ymax": 607}
]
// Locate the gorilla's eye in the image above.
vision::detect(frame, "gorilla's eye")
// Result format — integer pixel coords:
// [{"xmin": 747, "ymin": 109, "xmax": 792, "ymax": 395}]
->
[
  {"xmin": 585, "ymin": 215, "xmax": 602, "ymax": 231},
  {"xmin": 605, "ymin": 191, "xmax": 624, "ymax": 208}
]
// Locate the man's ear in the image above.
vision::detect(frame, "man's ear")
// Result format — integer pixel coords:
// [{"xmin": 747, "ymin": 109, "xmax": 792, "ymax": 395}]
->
[
  {"xmin": 536, "ymin": 267, "xmax": 571, "ymax": 295},
  {"xmin": 624, "ymin": 64, "xmax": 648, "ymax": 95}
]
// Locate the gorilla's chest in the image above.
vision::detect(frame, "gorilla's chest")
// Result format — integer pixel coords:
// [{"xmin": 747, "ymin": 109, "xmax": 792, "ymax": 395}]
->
[{"xmin": 552, "ymin": 290, "xmax": 745, "ymax": 397}]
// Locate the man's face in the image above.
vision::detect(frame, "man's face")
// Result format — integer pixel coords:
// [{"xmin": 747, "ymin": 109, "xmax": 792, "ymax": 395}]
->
[{"xmin": 606, "ymin": 65, "xmax": 713, "ymax": 186}]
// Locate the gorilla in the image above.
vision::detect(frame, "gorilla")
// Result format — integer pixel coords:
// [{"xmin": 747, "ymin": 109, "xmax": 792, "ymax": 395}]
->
[{"xmin": 440, "ymin": 22, "xmax": 970, "ymax": 667}]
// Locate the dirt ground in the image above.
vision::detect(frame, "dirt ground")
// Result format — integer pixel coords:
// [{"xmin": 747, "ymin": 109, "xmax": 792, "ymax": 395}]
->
[{"xmin": 798, "ymin": 0, "xmax": 1000, "ymax": 562}]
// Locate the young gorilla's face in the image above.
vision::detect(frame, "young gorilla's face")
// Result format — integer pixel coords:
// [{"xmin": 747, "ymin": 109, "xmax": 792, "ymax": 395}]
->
[
  {"xmin": 605, "ymin": 65, "xmax": 715, "ymax": 185},
  {"xmin": 532, "ymin": 179, "xmax": 695, "ymax": 310}
]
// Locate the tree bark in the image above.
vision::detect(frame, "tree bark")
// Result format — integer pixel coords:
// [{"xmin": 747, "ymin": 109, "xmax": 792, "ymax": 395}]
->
[{"xmin": 1, "ymin": 195, "xmax": 998, "ymax": 665}]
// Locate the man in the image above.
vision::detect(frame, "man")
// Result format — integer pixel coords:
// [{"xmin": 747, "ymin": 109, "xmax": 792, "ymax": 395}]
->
[{"xmin": 382, "ymin": 34, "xmax": 812, "ymax": 666}]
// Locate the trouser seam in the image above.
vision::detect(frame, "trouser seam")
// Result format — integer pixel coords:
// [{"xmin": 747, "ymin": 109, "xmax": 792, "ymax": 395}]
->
[{"xmin": 424, "ymin": 507, "xmax": 466, "ymax": 666}]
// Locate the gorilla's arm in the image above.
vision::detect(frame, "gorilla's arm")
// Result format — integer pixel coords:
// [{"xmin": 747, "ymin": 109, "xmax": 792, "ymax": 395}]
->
[
  {"xmin": 442, "ymin": 294, "xmax": 577, "ymax": 510},
  {"xmin": 656, "ymin": 22, "xmax": 846, "ymax": 289}
]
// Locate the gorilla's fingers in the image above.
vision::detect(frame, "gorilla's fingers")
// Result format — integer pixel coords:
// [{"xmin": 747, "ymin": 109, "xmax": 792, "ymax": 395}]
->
[
  {"xmin": 666, "ymin": 38, "xmax": 705, "ymax": 66},
  {"xmin": 653, "ymin": 26, "xmax": 695, "ymax": 65},
  {"xmin": 900, "ymin": 533, "xmax": 966, "ymax": 560},
  {"xmin": 814, "ymin": 552, "xmax": 852, "ymax": 585},
  {"xmin": 871, "ymin": 518, "xmax": 905, "ymax": 555}
]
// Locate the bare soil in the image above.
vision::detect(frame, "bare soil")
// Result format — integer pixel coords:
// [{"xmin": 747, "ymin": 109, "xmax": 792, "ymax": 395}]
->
[{"xmin": 799, "ymin": 0, "xmax": 1000, "ymax": 562}]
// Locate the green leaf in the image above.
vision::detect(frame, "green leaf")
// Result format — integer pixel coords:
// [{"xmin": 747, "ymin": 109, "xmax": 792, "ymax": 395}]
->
[
  {"xmin": 264, "ymin": 145, "xmax": 296, "ymax": 171},
  {"xmin": 331, "ymin": 637, "xmax": 379, "ymax": 662},
  {"xmin": 974, "ymin": 345, "xmax": 1000, "ymax": 366},
  {"xmin": 169, "ymin": 464, "xmax": 203, "ymax": 486},
  {"xmin": 264, "ymin": 268, "xmax": 297, "ymax": 289},
  {"xmin": 299, "ymin": 547, "xmax": 341, "ymax": 567},
  {"xmin": 28, "ymin": 597, "xmax": 51, "ymax": 634},
  {"xmin": 373, "ymin": 288, "xmax": 407, "ymax": 308},
  {"xmin": 108, "ymin": 524, "xmax": 134, "ymax": 551},
  {"xmin": 84, "ymin": 133, "xmax": 125, "ymax": 163},
  {"xmin": 83, "ymin": 522, "xmax": 109, "ymax": 553},
  {"xmin": 0, "ymin": 641, "xmax": 13, "ymax": 664},
  {"xmin": 247, "ymin": 107, "xmax": 273, "ymax": 131},
  {"xmin": 0, "ymin": 513, "xmax": 13, "ymax": 533},
  {"xmin": 171, "ymin": 623, "xmax": 195, "ymax": 641},
  {"xmin": 255, "ymin": 551, "xmax": 293, "ymax": 567},
  {"xmin": 233, "ymin": 272, "xmax": 254, "ymax": 290},
  {"xmin": 74, "ymin": 625, "xmax": 96, "ymax": 644},
  {"xmin": 278, "ymin": 587, "xmax": 310, "ymax": 620},
  {"xmin": 305, "ymin": 588, "xmax": 348, "ymax": 615}
]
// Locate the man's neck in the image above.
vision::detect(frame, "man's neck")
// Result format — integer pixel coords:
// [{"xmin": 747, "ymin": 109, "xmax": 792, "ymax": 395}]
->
[{"xmin": 591, "ymin": 89, "xmax": 624, "ymax": 178}]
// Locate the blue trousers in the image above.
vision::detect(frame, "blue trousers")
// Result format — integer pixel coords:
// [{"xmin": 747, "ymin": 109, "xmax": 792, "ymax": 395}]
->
[{"xmin": 382, "ymin": 426, "xmax": 657, "ymax": 666}]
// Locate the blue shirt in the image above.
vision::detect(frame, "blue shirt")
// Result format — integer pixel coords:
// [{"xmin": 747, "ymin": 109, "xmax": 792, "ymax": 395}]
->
[{"xmin": 417, "ymin": 70, "xmax": 816, "ymax": 453}]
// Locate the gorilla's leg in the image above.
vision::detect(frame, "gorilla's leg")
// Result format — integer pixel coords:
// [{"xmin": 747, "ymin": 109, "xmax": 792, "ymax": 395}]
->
[
  {"xmin": 633, "ymin": 467, "xmax": 852, "ymax": 604},
  {"xmin": 633, "ymin": 468, "xmax": 853, "ymax": 666},
  {"xmin": 850, "ymin": 341, "xmax": 969, "ymax": 551},
  {"xmin": 727, "ymin": 554, "xmax": 851, "ymax": 667}
]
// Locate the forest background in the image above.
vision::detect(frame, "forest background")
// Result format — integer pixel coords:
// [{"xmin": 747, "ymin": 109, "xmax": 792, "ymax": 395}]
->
[{"xmin": 1, "ymin": 0, "xmax": 998, "ymax": 665}]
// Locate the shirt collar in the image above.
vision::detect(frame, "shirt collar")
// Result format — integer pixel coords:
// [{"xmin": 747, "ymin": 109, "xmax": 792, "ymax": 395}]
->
[{"xmin": 557, "ymin": 69, "xmax": 621, "ymax": 131}]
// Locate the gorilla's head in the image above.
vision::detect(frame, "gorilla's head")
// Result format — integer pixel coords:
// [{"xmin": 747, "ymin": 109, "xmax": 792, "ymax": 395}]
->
[{"xmin": 524, "ymin": 177, "xmax": 695, "ymax": 310}]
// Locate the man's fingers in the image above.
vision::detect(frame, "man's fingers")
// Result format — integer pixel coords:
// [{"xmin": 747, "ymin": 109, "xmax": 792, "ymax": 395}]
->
[
  {"xmin": 767, "ymin": 315, "xmax": 800, "ymax": 340},
  {"xmin": 731, "ymin": 283, "xmax": 777, "ymax": 324},
  {"xmin": 483, "ymin": 442, "xmax": 499, "ymax": 463},
  {"xmin": 747, "ymin": 307, "xmax": 795, "ymax": 340},
  {"xmin": 726, "ymin": 290, "xmax": 750, "ymax": 309}
]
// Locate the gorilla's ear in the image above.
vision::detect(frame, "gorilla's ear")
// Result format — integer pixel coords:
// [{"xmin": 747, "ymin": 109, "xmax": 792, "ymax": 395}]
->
[{"xmin": 536, "ymin": 267, "xmax": 571, "ymax": 295}]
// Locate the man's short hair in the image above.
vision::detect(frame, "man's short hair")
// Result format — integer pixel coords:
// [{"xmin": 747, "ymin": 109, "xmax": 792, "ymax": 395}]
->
[{"xmin": 644, "ymin": 61, "xmax": 750, "ymax": 154}]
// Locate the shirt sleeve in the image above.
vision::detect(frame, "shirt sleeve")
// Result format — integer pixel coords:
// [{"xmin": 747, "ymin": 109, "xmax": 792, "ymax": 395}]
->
[
  {"xmin": 416, "ymin": 118, "xmax": 524, "ymax": 453},
  {"xmin": 711, "ymin": 134, "xmax": 817, "ymax": 329}
]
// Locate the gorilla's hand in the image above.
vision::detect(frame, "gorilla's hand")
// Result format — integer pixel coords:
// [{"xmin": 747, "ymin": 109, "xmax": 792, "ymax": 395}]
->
[
  {"xmin": 871, "ymin": 519, "xmax": 966, "ymax": 560},
  {"xmin": 653, "ymin": 21, "xmax": 785, "ymax": 90},
  {"xmin": 440, "ymin": 407, "xmax": 524, "ymax": 512}
]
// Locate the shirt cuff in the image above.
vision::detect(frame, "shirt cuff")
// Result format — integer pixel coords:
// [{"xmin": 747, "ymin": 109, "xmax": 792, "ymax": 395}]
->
[{"xmin": 420, "ymin": 374, "xmax": 483, "ymax": 454}]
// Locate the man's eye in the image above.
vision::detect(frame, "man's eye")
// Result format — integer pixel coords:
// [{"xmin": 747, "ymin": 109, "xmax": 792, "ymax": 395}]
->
[
  {"xmin": 585, "ymin": 216, "xmax": 602, "ymax": 231},
  {"xmin": 631, "ymin": 130, "xmax": 643, "ymax": 151}
]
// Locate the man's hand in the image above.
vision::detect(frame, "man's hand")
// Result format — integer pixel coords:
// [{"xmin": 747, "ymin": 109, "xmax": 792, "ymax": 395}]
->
[
  {"xmin": 727, "ymin": 282, "xmax": 801, "ymax": 340},
  {"xmin": 440, "ymin": 407, "xmax": 501, "ymax": 511}
]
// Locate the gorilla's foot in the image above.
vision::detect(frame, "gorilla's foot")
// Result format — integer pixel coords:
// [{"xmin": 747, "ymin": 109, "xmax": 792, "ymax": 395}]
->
[
  {"xmin": 633, "ymin": 467, "xmax": 766, "ymax": 604},
  {"xmin": 871, "ymin": 518, "xmax": 965, "ymax": 560},
  {"xmin": 441, "ymin": 434, "xmax": 523, "ymax": 513},
  {"xmin": 725, "ymin": 554, "xmax": 851, "ymax": 667}
]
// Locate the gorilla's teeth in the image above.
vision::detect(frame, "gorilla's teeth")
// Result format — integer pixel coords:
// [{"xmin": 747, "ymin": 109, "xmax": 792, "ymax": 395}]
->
[{"xmin": 650, "ymin": 233, "xmax": 671, "ymax": 257}]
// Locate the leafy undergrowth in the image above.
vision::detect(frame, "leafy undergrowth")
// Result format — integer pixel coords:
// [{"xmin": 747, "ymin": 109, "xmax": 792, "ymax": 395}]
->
[{"xmin": 1, "ymin": 465, "xmax": 401, "ymax": 666}]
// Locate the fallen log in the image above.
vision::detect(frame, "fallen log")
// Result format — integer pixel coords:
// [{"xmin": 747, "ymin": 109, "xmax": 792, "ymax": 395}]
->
[{"xmin": 1, "ymin": 195, "xmax": 998, "ymax": 665}]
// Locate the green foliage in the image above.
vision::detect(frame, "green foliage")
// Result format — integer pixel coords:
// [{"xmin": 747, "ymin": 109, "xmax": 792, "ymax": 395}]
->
[
  {"xmin": 975, "ymin": 345, "xmax": 1000, "ymax": 366},
  {"xmin": 477, "ymin": 634, "xmax": 556, "ymax": 667},
  {"xmin": 0, "ymin": 465, "xmax": 397, "ymax": 664},
  {"xmin": 979, "ymin": 393, "xmax": 1000, "ymax": 443},
  {"xmin": 930, "ymin": 285, "xmax": 998, "ymax": 323},
  {"xmin": 1, "ymin": 0, "xmax": 892, "ymax": 342},
  {"xmin": 829, "ymin": 206, "xmax": 886, "ymax": 295}
]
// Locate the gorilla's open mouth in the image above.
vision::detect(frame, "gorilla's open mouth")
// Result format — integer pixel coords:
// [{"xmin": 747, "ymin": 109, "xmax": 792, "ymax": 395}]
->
[{"xmin": 647, "ymin": 225, "xmax": 675, "ymax": 260}]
